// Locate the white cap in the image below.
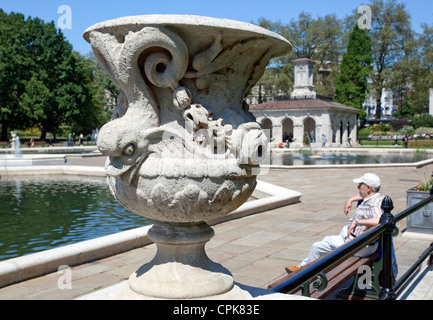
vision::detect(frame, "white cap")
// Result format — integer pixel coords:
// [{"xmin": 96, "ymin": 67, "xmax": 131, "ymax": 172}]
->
[{"xmin": 353, "ymin": 173, "xmax": 381, "ymax": 189}]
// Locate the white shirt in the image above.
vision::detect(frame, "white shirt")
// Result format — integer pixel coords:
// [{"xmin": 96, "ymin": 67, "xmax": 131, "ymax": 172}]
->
[{"xmin": 348, "ymin": 193, "xmax": 384, "ymax": 236}]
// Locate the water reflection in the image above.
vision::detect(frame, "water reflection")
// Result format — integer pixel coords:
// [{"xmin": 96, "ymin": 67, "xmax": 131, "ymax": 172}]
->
[
  {"xmin": 0, "ymin": 176, "xmax": 151, "ymax": 261},
  {"xmin": 268, "ymin": 151, "xmax": 429, "ymax": 166}
]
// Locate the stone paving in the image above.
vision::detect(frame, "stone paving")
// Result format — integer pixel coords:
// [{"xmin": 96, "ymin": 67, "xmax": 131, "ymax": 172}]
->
[{"xmin": 0, "ymin": 154, "xmax": 432, "ymax": 300}]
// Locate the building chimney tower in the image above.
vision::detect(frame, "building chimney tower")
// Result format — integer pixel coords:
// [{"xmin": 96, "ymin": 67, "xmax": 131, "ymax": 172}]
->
[{"xmin": 291, "ymin": 58, "xmax": 316, "ymax": 100}]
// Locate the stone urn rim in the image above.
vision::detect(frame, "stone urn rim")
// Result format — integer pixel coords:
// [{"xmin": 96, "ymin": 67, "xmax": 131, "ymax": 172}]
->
[{"xmin": 83, "ymin": 14, "xmax": 291, "ymax": 51}]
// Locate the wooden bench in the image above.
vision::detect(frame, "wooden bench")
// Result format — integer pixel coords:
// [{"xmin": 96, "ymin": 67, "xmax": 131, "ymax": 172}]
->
[{"xmin": 267, "ymin": 241, "xmax": 382, "ymax": 300}]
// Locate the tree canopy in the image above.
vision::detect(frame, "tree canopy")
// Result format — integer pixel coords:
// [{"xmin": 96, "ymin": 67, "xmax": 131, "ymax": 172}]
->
[
  {"xmin": 0, "ymin": 9, "xmax": 111, "ymax": 141},
  {"xmin": 334, "ymin": 25, "xmax": 373, "ymax": 115},
  {"xmin": 357, "ymin": 0, "xmax": 413, "ymax": 119},
  {"xmin": 253, "ymin": 12, "xmax": 344, "ymax": 102},
  {"xmin": 252, "ymin": 0, "xmax": 433, "ymax": 122},
  {"xmin": 2, "ymin": 1, "xmax": 433, "ymax": 139}
]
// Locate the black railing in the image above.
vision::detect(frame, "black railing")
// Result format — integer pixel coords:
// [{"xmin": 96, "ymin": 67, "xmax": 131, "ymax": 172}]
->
[
  {"xmin": 392, "ymin": 190, "xmax": 433, "ymax": 298},
  {"xmin": 272, "ymin": 194, "xmax": 433, "ymax": 300}
]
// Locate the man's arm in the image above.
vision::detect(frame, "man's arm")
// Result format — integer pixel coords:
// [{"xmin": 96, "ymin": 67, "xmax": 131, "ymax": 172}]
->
[
  {"xmin": 347, "ymin": 216, "xmax": 381, "ymax": 238},
  {"xmin": 346, "ymin": 198, "xmax": 383, "ymax": 238},
  {"xmin": 344, "ymin": 195, "xmax": 363, "ymax": 215}
]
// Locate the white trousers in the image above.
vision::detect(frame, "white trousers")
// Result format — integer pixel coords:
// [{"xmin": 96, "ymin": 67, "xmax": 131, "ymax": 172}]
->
[
  {"xmin": 299, "ymin": 225, "xmax": 378, "ymax": 267},
  {"xmin": 300, "ymin": 225, "xmax": 349, "ymax": 267}
]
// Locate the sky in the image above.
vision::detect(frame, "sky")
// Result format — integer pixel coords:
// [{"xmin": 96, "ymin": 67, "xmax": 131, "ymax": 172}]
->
[{"xmin": 1, "ymin": 0, "xmax": 432, "ymax": 55}]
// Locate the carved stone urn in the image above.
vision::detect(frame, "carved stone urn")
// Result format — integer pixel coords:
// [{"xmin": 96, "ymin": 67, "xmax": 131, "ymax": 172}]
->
[{"xmin": 84, "ymin": 15, "xmax": 291, "ymax": 299}]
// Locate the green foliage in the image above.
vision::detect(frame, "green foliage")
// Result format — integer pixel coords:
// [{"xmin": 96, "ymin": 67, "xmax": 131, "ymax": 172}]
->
[
  {"xmin": 397, "ymin": 125, "xmax": 415, "ymax": 136},
  {"xmin": 414, "ymin": 176, "xmax": 433, "ymax": 192},
  {"xmin": 366, "ymin": 0, "xmax": 413, "ymax": 119},
  {"xmin": 411, "ymin": 114, "xmax": 433, "ymax": 129},
  {"xmin": 256, "ymin": 12, "xmax": 344, "ymax": 100},
  {"xmin": 413, "ymin": 149, "xmax": 428, "ymax": 162},
  {"xmin": 359, "ymin": 124, "xmax": 395, "ymax": 139},
  {"xmin": 334, "ymin": 25, "xmax": 373, "ymax": 112},
  {"xmin": 358, "ymin": 127, "xmax": 373, "ymax": 139},
  {"xmin": 372, "ymin": 124, "xmax": 392, "ymax": 133},
  {"xmin": 398, "ymin": 23, "xmax": 433, "ymax": 114},
  {"xmin": 359, "ymin": 126, "xmax": 373, "ymax": 134},
  {"xmin": 253, "ymin": 1, "xmax": 433, "ymax": 126},
  {"xmin": 0, "ymin": 9, "xmax": 111, "ymax": 141},
  {"xmin": 415, "ymin": 127, "xmax": 433, "ymax": 135},
  {"xmin": 298, "ymin": 148, "xmax": 313, "ymax": 156},
  {"xmin": 303, "ymin": 132, "xmax": 311, "ymax": 146},
  {"xmin": 0, "ymin": 10, "xmax": 29, "ymax": 139},
  {"xmin": 394, "ymin": 99, "xmax": 414, "ymax": 119}
]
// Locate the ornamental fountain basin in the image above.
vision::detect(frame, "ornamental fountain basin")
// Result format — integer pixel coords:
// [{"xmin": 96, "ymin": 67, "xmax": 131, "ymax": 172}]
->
[{"xmin": 0, "ymin": 154, "xmax": 66, "ymax": 166}]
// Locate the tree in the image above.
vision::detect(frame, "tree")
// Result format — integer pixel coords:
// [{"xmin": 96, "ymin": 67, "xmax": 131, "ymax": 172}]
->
[
  {"xmin": 21, "ymin": 16, "xmax": 81, "ymax": 140},
  {"xmin": 0, "ymin": 10, "xmax": 31, "ymax": 141},
  {"xmin": 412, "ymin": 114, "xmax": 433, "ymax": 129},
  {"xmin": 404, "ymin": 23, "xmax": 433, "ymax": 114},
  {"xmin": 394, "ymin": 98, "xmax": 414, "ymax": 119},
  {"xmin": 334, "ymin": 25, "xmax": 373, "ymax": 116},
  {"xmin": 254, "ymin": 18, "xmax": 294, "ymax": 101},
  {"xmin": 0, "ymin": 10, "xmax": 107, "ymax": 141},
  {"xmin": 363, "ymin": 0, "xmax": 413, "ymax": 119},
  {"xmin": 255, "ymin": 13, "xmax": 345, "ymax": 100},
  {"xmin": 85, "ymin": 53, "xmax": 120, "ymax": 114}
]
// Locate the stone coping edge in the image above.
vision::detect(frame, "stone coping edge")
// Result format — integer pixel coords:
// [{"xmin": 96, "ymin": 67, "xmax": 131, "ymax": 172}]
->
[
  {"xmin": 0, "ymin": 226, "xmax": 153, "ymax": 288},
  {"xmin": 0, "ymin": 165, "xmax": 107, "ymax": 177},
  {"xmin": 0, "ymin": 168, "xmax": 301, "ymax": 288},
  {"xmin": 0, "ymin": 146, "xmax": 99, "ymax": 155}
]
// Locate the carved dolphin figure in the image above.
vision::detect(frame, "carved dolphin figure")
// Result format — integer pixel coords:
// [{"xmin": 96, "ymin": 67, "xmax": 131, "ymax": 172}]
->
[{"xmin": 98, "ymin": 114, "xmax": 179, "ymax": 186}]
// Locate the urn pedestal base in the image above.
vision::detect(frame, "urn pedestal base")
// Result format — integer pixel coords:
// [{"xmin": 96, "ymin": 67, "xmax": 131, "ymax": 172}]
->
[{"xmin": 111, "ymin": 221, "xmax": 250, "ymax": 300}]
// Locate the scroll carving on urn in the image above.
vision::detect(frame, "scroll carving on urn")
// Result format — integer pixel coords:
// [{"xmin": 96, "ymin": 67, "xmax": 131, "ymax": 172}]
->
[{"xmin": 84, "ymin": 16, "xmax": 292, "ymax": 224}]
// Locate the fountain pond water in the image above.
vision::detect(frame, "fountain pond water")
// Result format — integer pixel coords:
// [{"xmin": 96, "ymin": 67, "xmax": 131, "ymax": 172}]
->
[
  {"xmin": 0, "ymin": 176, "xmax": 151, "ymax": 261},
  {"xmin": 268, "ymin": 149, "xmax": 431, "ymax": 166}
]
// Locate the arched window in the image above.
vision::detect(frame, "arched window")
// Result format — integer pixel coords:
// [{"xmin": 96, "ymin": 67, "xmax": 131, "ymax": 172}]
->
[
  {"xmin": 282, "ymin": 118, "xmax": 294, "ymax": 142},
  {"xmin": 261, "ymin": 118, "xmax": 273, "ymax": 140},
  {"xmin": 304, "ymin": 117, "xmax": 316, "ymax": 143}
]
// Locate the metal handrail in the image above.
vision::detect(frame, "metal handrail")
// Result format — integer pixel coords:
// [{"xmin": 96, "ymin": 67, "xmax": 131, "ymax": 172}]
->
[
  {"xmin": 394, "ymin": 242, "xmax": 433, "ymax": 297},
  {"xmin": 272, "ymin": 223, "xmax": 385, "ymax": 294},
  {"xmin": 394, "ymin": 193, "xmax": 433, "ymax": 223},
  {"xmin": 392, "ymin": 191, "xmax": 433, "ymax": 297},
  {"xmin": 272, "ymin": 194, "xmax": 433, "ymax": 299}
]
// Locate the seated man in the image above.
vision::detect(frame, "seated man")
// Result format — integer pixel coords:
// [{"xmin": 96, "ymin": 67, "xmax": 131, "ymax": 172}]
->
[{"xmin": 286, "ymin": 173, "xmax": 384, "ymax": 273}]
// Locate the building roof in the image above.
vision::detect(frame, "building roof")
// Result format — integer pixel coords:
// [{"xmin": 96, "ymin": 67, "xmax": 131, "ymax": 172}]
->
[{"xmin": 250, "ymin": 98, "xmax": 360, "ymax": 113}]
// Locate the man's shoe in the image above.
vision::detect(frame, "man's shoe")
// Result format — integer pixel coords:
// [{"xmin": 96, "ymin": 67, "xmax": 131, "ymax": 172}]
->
[{"xmin": 285, "ymin": 266, "xmax": 301, "ymax": 274}]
